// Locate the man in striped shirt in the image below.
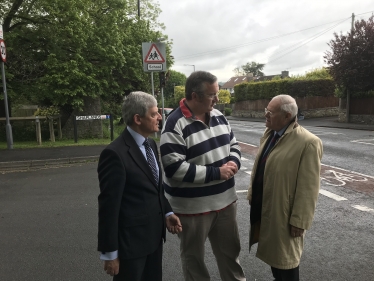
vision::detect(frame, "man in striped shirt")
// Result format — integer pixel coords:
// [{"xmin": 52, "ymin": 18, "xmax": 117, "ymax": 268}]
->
[{"xmin": 160, "ymin": 71, "xmax": 246, "ymax": 281}]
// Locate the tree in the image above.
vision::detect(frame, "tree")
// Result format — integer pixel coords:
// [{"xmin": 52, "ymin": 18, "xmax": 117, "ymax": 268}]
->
[
  {"xmin": 0, "ymin": 0, "xmax": 172, "ymax": 116},
  {"xmin": 163, "ymin": 70, "xmax": 187, "ymax": 100},
  {"xmin": 324, "ymin": 15, "xmax": 374, "ymax": 95},
  {"xmin": 173, "ymin": 86, "xmax": 185, "ymax": 105},
  {"xmin": 233, "ymin": 61, "xmax": 265, "ymax": 77},
  {"xmin": 218, "ymin": 89, "xmax": 230, "ymax": 104}
]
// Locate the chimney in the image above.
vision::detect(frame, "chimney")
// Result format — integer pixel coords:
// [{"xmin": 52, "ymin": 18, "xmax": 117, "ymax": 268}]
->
[{"xmin": 281, "ymin": 71, "xmax": 289, "ymax": 78}]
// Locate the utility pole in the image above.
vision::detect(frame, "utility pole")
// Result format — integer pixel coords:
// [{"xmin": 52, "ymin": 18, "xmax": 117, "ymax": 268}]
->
[
  {"xmin": 137, "ymin": 0, "xmax": 140, "ymax": 18},
  {"xmin": 0, "ymin": 25, "xmax": 13, "ymax": 149},
  {"xmin": 346, "ymin": 13, "xmax": 355, "ymax": 123}
]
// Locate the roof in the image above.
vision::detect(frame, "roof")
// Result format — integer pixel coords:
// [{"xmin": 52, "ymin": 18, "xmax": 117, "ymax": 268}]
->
[{"xmin": 221, "ymin": 76, "xmax": 253, "ymax": 89}]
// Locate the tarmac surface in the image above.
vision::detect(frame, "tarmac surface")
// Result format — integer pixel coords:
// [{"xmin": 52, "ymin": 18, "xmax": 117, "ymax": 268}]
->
[{"xmin": 0, "ymin": 116, "xmax": 373, "ymax": 171}]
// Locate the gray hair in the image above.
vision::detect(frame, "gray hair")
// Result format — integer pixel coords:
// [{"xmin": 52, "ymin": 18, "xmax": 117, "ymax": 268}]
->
[
  {"xmin": 122, "ymin": 91, "xmax": 157, "ymax": 125},
  {"xmin": 272, "ymin": 94, "xmax": 298, "ymax": 118},
  {"xmin": 185, "ymin": 71, "xmax": 217, "ymax": 100}
]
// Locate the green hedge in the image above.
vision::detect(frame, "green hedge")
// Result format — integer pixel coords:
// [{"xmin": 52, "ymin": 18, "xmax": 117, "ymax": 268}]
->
[
  {"xmin": 335, "ymin": 88, "xmax": 374, "ymax": 98},
  {"xmin": 234, "ymin": 78, "xmax": 335, "ymax": 102}
]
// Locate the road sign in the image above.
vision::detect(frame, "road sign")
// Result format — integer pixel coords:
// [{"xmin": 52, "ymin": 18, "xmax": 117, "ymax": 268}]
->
[
  {"xmin": 0, "ymin": 40, "xmax": 6, "ymax": 62},
  {"xmin": 144, "ymin": 44, "xmax": 165, "ymax": 63},
  {"xmin": 142, "ymin": 42, "xmax": 167, "ymax": 72}
]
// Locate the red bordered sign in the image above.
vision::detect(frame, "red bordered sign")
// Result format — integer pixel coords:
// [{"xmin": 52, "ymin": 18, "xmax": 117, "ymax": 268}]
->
[{"xmin": 0, "ymin": 40, "xmax": 6, "ymax": 62}]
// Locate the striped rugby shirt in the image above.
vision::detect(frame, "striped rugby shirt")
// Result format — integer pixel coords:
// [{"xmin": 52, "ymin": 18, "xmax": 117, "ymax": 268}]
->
[{"xmin": 160, "ymin": 98, "xmax": 241, "ymax": 214}]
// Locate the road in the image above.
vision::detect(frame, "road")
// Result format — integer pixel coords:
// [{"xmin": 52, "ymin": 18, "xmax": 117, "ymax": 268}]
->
[{"xmin": 0, "ymin": 120, "xmax": 373, "ymax": 280}]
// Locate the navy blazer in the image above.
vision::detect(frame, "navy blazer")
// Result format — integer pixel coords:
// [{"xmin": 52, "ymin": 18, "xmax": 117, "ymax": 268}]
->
[{"xmin": 97, "ymin": 128, "xmax": 172, "ymax": 260}]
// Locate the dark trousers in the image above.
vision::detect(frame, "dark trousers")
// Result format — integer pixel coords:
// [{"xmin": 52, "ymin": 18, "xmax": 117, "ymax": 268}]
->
[
  {"xmin": 114, "ymin": 241, "xmax": 163, "ymax": 281},
  {"xmin": 271, "ymin": 266, "xmax": 299, "ymax": 281}
]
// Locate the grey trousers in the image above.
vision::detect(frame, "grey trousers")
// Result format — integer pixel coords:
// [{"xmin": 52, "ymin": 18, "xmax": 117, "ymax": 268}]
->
[{"xmin": 177, "ymin": 202, "xmax": 246, "ymax": 281}]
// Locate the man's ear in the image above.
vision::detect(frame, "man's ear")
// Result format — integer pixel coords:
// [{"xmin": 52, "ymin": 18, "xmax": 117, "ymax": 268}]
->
[{"xmin": 133, "ymin": 114, "xmax": 142, "ymax": 125}]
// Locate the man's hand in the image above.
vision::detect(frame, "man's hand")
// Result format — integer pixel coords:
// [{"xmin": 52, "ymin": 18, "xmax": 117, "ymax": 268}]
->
[
  {"xmin": 219, "ymin": 164, "xmax": 237, "ymax": 180},
  {"xmin": 290, "ymin": 225, "xmax": 305, "ymax": 238},
  {"xmin": 166, "ymin": 214, "xmax": 182, "ymax": 234},
  {"xmin": 104, "ymin": 258, "xmax": 120, "ymax": 276},
  {"xmin": 226, "ymin": 161, "xmax": 238, "ymax": 174}
]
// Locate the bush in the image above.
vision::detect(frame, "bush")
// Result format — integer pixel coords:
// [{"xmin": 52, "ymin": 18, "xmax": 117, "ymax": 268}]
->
[
  {"xmin": 234, "ymin": 78, "xmax": 335, "ymax": 101},
  {"xmin": 224, "ymin": 108, "xmax": 232, "ymax": 116}
]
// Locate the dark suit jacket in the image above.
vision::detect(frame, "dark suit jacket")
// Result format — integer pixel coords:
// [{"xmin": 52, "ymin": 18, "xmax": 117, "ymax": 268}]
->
[{"xmin": 97, "ymin": 128, "xmax": 172, "ymax": 260}]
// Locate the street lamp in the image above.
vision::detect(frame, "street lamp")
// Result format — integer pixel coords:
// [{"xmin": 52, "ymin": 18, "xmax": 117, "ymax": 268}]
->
[{"xmin": 184, "ymin": 64, "xmax": 195, "ymax": 72}]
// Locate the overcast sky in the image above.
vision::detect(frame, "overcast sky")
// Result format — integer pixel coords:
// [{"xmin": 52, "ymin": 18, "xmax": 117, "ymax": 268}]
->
[{"xmin": 156, "ymin": 0, "xmax": 373, "ymax": 83}]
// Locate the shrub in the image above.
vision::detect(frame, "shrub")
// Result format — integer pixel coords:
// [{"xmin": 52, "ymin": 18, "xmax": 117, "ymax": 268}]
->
[{"xmin": 224, "ymin": 108, "xmax": 232, "ymax": 116}]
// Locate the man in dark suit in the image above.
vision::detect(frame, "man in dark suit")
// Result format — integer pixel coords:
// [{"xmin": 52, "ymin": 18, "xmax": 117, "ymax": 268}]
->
[{"xmin": 97, "ymin": 91, "xmax": 182, "ymax": 281}]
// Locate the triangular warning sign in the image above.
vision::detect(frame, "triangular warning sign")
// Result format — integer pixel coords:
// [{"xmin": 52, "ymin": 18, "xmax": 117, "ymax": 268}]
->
[{"xmin": 144, "ymin": 44, "xmax": 165, "ymax": 63}]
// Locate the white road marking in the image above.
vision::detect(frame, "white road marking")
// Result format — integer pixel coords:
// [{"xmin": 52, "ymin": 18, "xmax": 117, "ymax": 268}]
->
[
  {"xmin": 238, "ymin": 141, "xmax": 257, "ymax": 147},
  {"xmin": 245, "ymin": 171, "xmax": 252, "ymax": 175},
  {"xmin": 241, "ymin": 157, "xmax": 249, "ymax": 161},
  {"xmin": 321, "ymin": 164, "xmax": 374, "ymax": 180},
  {"xmin": 241, "ymin": 166, "xmax": 247, "ymax": 170},
  {"xmin": 319, "ymin": 189, "xmax": 348, "ymax": 201},
  {"xmin": 351, "ymin": 139, "xmax": 374, "ymax": 146},
  {"xmin": 236, "ymin": 190, "xmax": 248, "ymax": 193},
  {"xmin": 352, "ymin": 205, "xmax": 374, "ymax": 212}
]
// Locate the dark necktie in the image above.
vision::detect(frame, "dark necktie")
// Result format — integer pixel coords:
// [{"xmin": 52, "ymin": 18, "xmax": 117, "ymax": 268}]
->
[
  {"xmin": 251, "ymin": 132, "xmax": 281, "ymax": 225},
  {"xmin": 143, "ymin": 138, "xmax": 159, "ymax": 184},
  {"xmin": 261, "ymin": 133, "xmax": 281, "ymax": 163}
]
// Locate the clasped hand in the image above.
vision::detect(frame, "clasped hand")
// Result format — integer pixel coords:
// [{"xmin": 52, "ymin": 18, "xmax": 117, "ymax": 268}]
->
[{"xmin": 219, "ymin": 161, "xmax": 238, "ymax": 180}]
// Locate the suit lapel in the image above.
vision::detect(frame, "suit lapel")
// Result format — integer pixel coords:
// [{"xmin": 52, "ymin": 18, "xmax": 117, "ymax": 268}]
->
[{"xmin": 122, "ymin": 129, "xmax": 160, "ymax": 189}]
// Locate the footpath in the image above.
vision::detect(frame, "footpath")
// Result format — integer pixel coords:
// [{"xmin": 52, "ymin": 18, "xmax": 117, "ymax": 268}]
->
[{"xmin": 0, "ymin": 116, "xmax": 373, "ymax": 172}]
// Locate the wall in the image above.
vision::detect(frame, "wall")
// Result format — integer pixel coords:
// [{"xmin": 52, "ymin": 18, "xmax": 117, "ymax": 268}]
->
[
  {"xmin": 233, "ymin": 96, "xmax": 339, "ymax": 119},
  {"xmin": 338, "ymin": 97, "xmax": 374, "ymax": 124}
]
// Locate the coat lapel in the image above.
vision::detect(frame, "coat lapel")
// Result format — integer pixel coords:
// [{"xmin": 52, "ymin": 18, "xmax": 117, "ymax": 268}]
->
[{"xmin": 122, "ymin": 129, "xmax": 160, "ymax": 189}]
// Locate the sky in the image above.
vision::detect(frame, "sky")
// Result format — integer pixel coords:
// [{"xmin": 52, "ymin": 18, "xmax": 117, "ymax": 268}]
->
[{"xmin": 156, "ymin": 0, "xmax": 373, "ymax": 83}]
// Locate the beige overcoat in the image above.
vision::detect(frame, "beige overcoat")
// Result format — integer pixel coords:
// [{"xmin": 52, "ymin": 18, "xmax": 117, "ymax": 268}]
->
[{"xmin": 247, "ymin": 121, "xmax": 323, "ymax": 269}]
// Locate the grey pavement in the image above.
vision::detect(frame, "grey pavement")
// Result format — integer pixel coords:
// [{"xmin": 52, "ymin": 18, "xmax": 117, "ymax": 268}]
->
[{"xmin": 0, "ymin": 116, "xmax": 373, "ymax": 171}]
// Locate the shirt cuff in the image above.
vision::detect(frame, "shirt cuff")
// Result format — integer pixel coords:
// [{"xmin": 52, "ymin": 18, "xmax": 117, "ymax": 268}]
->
[
  {"xmin": 100, "ymin": 250, "xmax": 118, "ymax": 260},
  {"xmin": 165, "ymin": 212, "xmax": 174, "ymax": 217}
]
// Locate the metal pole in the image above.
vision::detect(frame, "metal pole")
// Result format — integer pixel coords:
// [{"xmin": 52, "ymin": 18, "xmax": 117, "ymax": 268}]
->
[
  {"xmin": 151, "ymin": 72, "xmax": 157, "ymax": 137},
  {"xmin": 161, "ymin": 87, "xmax": 165, "ymax": 127},
  {"xmin": 110, "ymin": 114, "xmax": 114, "ymax": 141},
  {"xmin": 73, "ymin": 116, "xmax": 78, "ymax": 143},
  {"xmin": 1, "ymin": 61, "xmax": 13, "ymax": 149},
  {"xmin": 137, "ymin": 0, "xmax": 140, "ymax": 18},
  {"xmin": 346, "ymin": 13, "xmax": 355, "ymax": 123}
]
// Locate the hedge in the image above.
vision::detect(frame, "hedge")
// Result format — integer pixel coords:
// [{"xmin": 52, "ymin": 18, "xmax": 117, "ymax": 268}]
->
[{"xmin": 234, "ymin": 78, "xmax": 335, "ymax": 102}]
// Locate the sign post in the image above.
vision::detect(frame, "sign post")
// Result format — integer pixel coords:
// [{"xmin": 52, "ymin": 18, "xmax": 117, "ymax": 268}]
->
[
  {"xmin": 0, "ymin": 26, "xmax": 13, "ymax": 149},
  {"xmin": 142, "ymin": 42, "xmax": 167, "ymax": 134}
]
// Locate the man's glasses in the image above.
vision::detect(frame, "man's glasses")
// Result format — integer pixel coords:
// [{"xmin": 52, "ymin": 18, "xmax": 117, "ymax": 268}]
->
[
  {"xmin": 204, "ymin": 93, "xmax": 219, "ymax": 99},
  {"xmin": 265, "ymin": 108, "xmax": 274, "ymax": 116}
]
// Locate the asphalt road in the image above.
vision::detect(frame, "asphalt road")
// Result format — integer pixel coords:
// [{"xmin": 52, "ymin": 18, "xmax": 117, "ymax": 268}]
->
[{"xmin": 0, "ymin": 120, "xmax": 373, "ymax": 280}]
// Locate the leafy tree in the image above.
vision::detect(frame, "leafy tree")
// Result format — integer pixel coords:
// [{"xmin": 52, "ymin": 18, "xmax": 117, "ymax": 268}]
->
[
  {"xmin": 163, "ymin": 70, "xmax": 187, "ymax": 100},
  {"xmin": 324, "ymin": 15, "xmax": 374, "ymax": 95},
  {"xmin": 233, "ymin": 61, "xmax": 265, "ymax": 77},
  {"xmin": 218, "ymin": 89, "xmax": 230, "ymax": 104},
  {"xmin": 173, "ymin": 86, "xmax": 185, "ymax": 105},
  {"xmin": 0, "ymin": 0, "xmax": 172, "ymax": 117}
]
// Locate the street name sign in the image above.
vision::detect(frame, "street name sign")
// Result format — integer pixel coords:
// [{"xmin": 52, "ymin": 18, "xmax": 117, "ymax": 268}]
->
[
  {"xmin": 76, "ymin": 115, "xmax": 110, "ymax": 120},
  {"xmin": 142, "ymin": 42, "xmax": 166, "ymax": 72}
]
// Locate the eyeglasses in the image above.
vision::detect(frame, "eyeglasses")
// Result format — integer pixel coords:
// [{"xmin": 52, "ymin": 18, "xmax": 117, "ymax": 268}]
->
[
  {"xmin": 265, "ymin": 108, "xmax": 274, "ymax": 116},
  {"xmin": 204, "ymin": 93, "xmax": 219, "ymax": 99}
]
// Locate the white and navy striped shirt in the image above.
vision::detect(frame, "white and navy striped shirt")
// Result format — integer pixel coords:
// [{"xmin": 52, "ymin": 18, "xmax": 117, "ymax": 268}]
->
[{"xmin": 160, "ymin": 99, "xmax": 241, "ymax": 214}]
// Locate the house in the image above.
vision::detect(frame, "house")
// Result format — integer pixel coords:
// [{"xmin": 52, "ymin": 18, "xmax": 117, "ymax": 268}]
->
[{"xmin": 221, "ymin": 71, "xmax": 289, "ymax": 95}]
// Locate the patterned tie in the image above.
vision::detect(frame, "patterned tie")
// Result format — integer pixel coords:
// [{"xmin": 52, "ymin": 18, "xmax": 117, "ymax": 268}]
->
[{"xmin": 143, "ymin": 138, "xmax": 159, "ymax": 184}]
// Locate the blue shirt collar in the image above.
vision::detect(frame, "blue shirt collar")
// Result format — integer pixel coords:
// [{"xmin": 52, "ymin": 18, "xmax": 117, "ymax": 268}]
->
[{"xmin": 127, "ymin": 126, "xmax": 146, "ymax": 147}]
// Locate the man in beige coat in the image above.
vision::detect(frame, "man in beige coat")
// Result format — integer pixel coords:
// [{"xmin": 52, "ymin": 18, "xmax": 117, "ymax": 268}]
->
[{"xmin": 247, "ymin": 94, "xmax": 323, "ymax": 281}]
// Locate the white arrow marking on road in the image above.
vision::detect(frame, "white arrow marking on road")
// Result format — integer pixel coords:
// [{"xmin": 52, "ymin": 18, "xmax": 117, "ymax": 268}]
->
[
  {"xmin": 352, "ymin": 205, "xmax": 374, "ymax": 212},
  {"xmin": 319, "ymin": 189, "xmax": 347, "ymax": 201}
]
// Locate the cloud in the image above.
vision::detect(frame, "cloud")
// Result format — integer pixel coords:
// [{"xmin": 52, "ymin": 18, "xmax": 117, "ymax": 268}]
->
[{"xmin": 157, "ymin": 0, "xmax": 374, "ymax": 81}]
